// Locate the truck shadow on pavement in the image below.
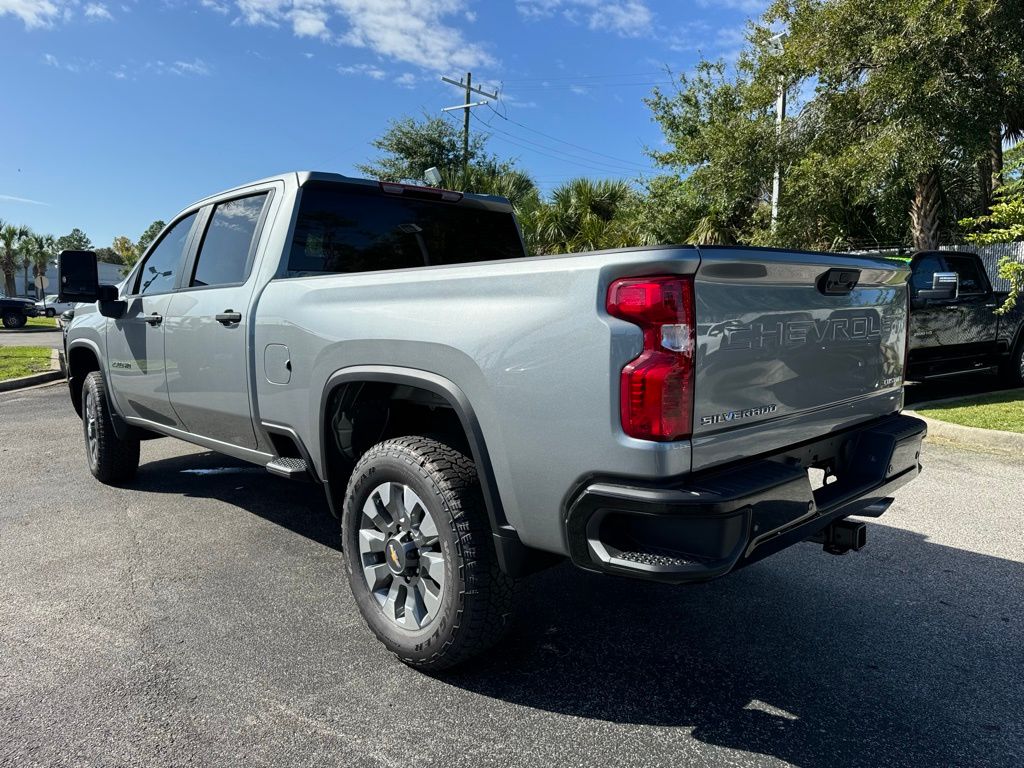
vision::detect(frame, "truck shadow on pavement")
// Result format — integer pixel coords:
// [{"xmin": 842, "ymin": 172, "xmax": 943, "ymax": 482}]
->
[
  {"xmin": 448, "ymin": 529, "xmax": 1022, "ymax": 768},
  {"xmin": 131, "ymin": 451, "xmax": 1020, "ymax": 768},
  {"xmin": 133, "ymin": 450, "xmax": 339, "ymax": 550}
]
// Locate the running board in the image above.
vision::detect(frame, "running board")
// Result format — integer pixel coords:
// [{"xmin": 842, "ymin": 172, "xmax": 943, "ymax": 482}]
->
[{"xmin": 266, "ymin": 457, "xmax": 311, "ymax": 480}]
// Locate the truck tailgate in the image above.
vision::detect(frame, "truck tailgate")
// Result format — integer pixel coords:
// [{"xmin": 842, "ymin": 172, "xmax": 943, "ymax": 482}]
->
[{"xmin": 691, "ymin": 247, "xmax": 910, "ymax": 472}]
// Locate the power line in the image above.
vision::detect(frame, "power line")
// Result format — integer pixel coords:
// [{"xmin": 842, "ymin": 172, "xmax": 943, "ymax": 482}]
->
[
  {"xmin": 485, "ymin": 102, "xmax": 652, "ymax": 169},
  {"xmin": 471, "ymin": 113, "xmax": 648, "ymax": 177},
  {"xmin": 474, "ymin": 111, "xmax": 655, "ymax": 173},
  {"xmin": 500, "ymin": 81, "xmax": 673, "ymax": 93},
  {"xmin": 499, "ymin": 71, "xmax": 667, "ymax": 83}
]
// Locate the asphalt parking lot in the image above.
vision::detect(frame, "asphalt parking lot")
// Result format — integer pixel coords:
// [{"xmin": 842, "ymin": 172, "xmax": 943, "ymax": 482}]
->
[{"xmin": 1, "ymin": 384, "xmax": 1021, "ymax": 768}]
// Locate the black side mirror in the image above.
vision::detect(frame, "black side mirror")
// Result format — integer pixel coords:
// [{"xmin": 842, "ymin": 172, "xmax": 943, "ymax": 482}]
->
[
  {"xmin": 916, "ymin": 271, "xmax": 958, "ymax": 302},
  {"xmin": 58, "ymin": 250, "xmax": 99, "ymax": 302},
  {"xmin": 97, "ymin": 284, "xmax": 126, "ymax": 319}
]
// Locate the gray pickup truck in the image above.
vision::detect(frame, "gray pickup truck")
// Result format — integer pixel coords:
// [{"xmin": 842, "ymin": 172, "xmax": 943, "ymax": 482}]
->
[{"xmin": 59, "ymin": 172, "xmax": 926, "ymax": 670}]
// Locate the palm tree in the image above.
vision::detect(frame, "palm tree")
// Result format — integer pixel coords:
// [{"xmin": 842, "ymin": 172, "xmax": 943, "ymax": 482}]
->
[
  {"xmin": 0, "ymin": 222, "xmax": 31, "ymax": 296},
  {"xmin": 438, "ymin": 164, "xmax": 540, "ymax": 214},
  {"xmin": 527, "ymin": 178, "xmax": 655, "ymax": 255},
  {"xmin": 25, "ymin": 233, "xmax": 55, "ymax": 299}
]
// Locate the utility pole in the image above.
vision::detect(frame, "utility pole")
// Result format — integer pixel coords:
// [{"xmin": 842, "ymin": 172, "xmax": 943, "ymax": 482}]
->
[
  {"xmin": 771, "ymin": 79, "xmax": 786, "ymax": 233},
  {"xmin": 441, "ymin": 72, "xmax": 498, "ymax": 182},
  {"xmin": 767, "ymin": 31, "xmax": 787, "ymax": 234}
]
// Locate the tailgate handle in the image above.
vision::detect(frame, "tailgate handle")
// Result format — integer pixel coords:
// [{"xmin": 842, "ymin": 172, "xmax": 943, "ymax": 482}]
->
[{"xmin": 818, "ymin": 268, "xmax": 860, "ymax": 295}]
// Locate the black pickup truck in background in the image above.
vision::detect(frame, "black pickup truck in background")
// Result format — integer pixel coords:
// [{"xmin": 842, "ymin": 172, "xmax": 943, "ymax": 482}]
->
[
  {"xmin": 1, "ymin": 293, "xmax": 38, "ymax": 328},
  {"xmin": 905, "ymin": 250, "xmax": 1024, "ymax": 386}
]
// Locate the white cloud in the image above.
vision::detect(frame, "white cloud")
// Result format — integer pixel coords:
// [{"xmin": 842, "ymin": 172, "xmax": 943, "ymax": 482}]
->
[
  {"xmin": 0, "ymin": 0, "xmax": 61, "ymax": 28},
  {"xmin": 290, "ymin": 7, "xmax": 328, "ymax": 38},
  {"xmin": 83, "ymin": 2, "xmax": 112, "ymax": 19},
  {"xmin": 698, "ymin": 0, "xmax": 767, "ymax": 11},
  {"xmin": 0, "ymin": 193, "xmax": 49, "ymax": 206},
  {"xmin": 200, "ymin": 0, "xmax": 229, "ymax": 13},
  {"xmin": 216, "ymin": 1, "xmax": 493, "ymax": 70},
  {"xmin": 151, "ymin": 58, "xmax": 211, "ymax": 76},
  {"xmin": 43, "ymin": 51, "xmax": 83, "ymax": 72},
  {"xmin": 516, "ymin": 0, "xmax": 652, "ymax": 37},
  {"xmin": 337, "ymin": 62, "xmax": 386, "ymax": 79},
  {"xmin": 394, "ymin": 71, "xmax": 417, "ymax": 88}
]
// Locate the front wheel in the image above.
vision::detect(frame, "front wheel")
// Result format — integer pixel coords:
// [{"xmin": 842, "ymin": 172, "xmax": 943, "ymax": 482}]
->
[
  {"xmin": 342, "ymin": 436, "xmax": 517, "ymax": 671},
  {"xmin": 2, "ymin": 312, "xmax": 26, "ymax": 328},
  {"xmin": 82, "ymin": 371, "xmax": 140, "ymax": 484},
  {"xmin": 45, "ymin": 308, "xmax": 56, "ymax": 318}
]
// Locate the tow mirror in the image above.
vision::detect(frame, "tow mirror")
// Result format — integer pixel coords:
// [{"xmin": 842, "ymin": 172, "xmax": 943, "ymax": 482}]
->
[
  {"xmin": 58, "ymin": 250, "xmax": 99, "ymax": 303},
  {"xmin": 916, "ymin": 271, "xmax": 958, "ymax": 302}
]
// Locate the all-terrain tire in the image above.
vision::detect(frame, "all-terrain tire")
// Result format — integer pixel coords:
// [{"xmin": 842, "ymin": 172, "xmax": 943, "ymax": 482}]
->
[
  {"xmin": 82, "ymin": 371, "xmax": 140, "ymax": 484},
  {"xmin": 342, "ymin": 435, "xmax": 517, "ymax": 671},
  {"xmin": 2, "ymin": 312, "xmax": 26, "ymax": 329}
]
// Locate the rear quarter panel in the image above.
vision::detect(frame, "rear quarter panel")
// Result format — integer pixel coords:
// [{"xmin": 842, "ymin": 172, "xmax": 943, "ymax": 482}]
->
[{"xmin": 253, "ymin": 247, "xmax": 700, "ymax": 554}]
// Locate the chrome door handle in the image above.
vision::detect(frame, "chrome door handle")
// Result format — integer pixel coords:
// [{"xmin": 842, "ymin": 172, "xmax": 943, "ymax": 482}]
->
[
  {"xmin": 144, "ymin": 313, "xmax": 163, "ymax": 326},
  {"xmin": 216, "ymin": 310, "xmax": 242, "ymax": 326}
]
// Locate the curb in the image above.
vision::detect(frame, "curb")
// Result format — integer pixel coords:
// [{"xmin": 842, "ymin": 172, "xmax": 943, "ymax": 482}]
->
[
  {"xmin": 0, "ymin": 348, "xmax": 65, "ymax": 393},
  {"xmin": 905, "ymin": 408, "xmax": 1024, "ymax": 453}
]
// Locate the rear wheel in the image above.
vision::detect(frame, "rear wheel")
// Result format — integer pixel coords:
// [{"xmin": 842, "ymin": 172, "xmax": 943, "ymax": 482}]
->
[
  {"xmin": 82, "ymin": 371, "xmax": 140, "ymax": 484},
  {"xmin": 341, "ymin": 435, "xmax": 517, "ymax": 671},
  {"xmin": 2, "ymin": 312, "xmax": 26, "ymax": 328},
  {"xmin": 45, "ymin": 308, "xmax": 56, "ymax": 318}
]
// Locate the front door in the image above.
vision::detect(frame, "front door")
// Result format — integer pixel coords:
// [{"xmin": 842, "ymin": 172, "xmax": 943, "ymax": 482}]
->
[
  {"xmin": 106, "ymin": 211, "xmax": 199, "ymax": 426},
  {"xmin": 164, "ymin": 192, "xmax": 271, "ymax": 449}
]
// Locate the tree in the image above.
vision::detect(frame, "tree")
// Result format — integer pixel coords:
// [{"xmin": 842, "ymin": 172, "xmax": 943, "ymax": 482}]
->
[
  {"xmin": 525, "ymin": 178, "xmax": 656, "ymax": 255},
  {"xmin": 136, "ymin": 220, "xmax": 165, "ymax": 257},
  {"xmin": 645, "ymin": 1, "xmax": 1024, "ymax": 252},
  {"xmin": 55, "ymin": 228, "xmax": 92, "ymax": 254},
  {"xmin": 646, "ymin": 61, "xmax": 777, "ymax": 246},
  {"xmin": 17, "ymin": 233, "xmax": 56, "ymax": 299},
  {"xmin": 758, "ymin": 0, "xmax": 1024, "ymax": 250},
  {"xmin": 961, "ymin": 144, "xmax": 1024, "ymax": 314},
  {"xmin": 0, "ymin": 222, "xmax": 30, "ymax": 295},
  {"xmin": 112, "ymin": 236, "xmax": 138, "ymax": 273},
  {"xmin": 94, "ymin": 247, "xmax": 122, "ymax": 265},
  {"xmin": 357, "ymin": 114, "xmax": 492, "ymax": 183}
]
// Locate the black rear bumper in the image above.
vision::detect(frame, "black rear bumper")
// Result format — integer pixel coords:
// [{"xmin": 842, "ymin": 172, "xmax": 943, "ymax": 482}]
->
[{"xmin": 564, "ymin": 414, "xmax": 926, "ymax": 584}]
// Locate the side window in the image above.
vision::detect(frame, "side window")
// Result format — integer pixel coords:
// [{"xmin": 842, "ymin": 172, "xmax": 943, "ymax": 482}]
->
[
  {"xmin": 134, "ymin": 212, "xmax": 197, "ymax": 296},
  {"xmin": 942, "ymin": 255, "xmax": 986, "ymax": 295},
  {"xmin": 910, "ymin": 254, "xmax": 944, "ymax": 292},
  {"xmin": 190, "ymin": 193, "xmax": 268, "ymax": 288}
]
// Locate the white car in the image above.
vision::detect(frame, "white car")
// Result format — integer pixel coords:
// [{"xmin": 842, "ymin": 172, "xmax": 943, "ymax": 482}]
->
[{"xmin": 35, "ymin": 294, "xmax": 74, "ymax": 317}]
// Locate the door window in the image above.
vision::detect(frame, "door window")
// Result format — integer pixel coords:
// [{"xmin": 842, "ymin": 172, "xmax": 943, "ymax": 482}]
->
[
  {"xmin": 910, "ymin": 253, "xmax": 945, "ymax": 292},
  {"xmin": 190, "ymin": 194, "xmax": 269, "ymax": 287},
  {"xmin": 942, "ymin": 254, "xmax": 987, "ymax": 295},
  {"xmin": 134, "ymin": 212, "xmax": 197, "ymax": 296}
]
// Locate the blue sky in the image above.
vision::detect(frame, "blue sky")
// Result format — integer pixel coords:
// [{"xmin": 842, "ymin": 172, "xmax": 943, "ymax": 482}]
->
[{"xmin": 1, "ymin": 0, "xmax": 763, "ymax": 247}]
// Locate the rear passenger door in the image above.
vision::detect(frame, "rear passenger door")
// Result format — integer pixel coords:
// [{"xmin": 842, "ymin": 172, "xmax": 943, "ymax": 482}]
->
[{"xmin": 164, "ymin": 191, "xmax": 272, "ymax": 448}]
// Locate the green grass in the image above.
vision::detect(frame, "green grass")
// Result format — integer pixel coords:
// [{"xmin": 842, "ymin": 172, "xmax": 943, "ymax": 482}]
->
[
  {"xmin": 919, "ymin": 390, "xmax": 1024, "ymax": 434},
  {"xmin": 24, "ymin": 315, "xmax": 58, "ymax": 328},
  {"xmin": 0, "ymin": 345, "xmax": 52, "ymax": 381}
]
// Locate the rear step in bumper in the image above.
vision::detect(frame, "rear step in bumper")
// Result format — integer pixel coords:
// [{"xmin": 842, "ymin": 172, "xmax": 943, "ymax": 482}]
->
[{"xmin": 564, "ymin": 414, "xmax": 926, "ymax": 584}]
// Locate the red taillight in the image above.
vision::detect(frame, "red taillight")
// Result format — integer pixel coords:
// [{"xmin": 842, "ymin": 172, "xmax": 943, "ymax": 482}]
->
[{"xmin": 607, "ymin": 276, "xmax": 695, "ymax": 441}]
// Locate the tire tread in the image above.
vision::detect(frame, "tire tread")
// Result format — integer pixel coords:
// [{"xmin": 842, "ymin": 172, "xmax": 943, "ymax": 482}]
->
[{"xmin": 343, "ymin": 435, "xmax": 517, "ymax": 670}]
